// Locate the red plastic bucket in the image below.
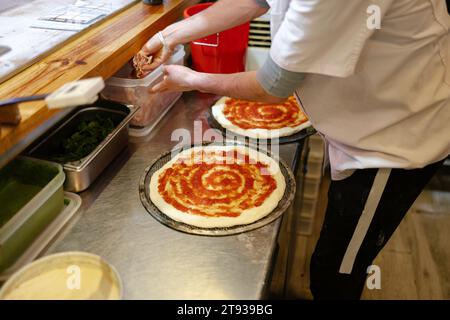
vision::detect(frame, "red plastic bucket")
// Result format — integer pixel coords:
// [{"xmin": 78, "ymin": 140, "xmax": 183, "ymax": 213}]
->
[{"xmin": 183, "ymin": 3, "xmax": 250, "ymax": 74}]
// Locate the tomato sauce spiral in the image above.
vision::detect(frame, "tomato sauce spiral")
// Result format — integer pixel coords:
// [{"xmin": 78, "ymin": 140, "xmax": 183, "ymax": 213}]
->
[
  {"xmin": 157, "ymin": 150, "xmax": 277, "ymax": 217},
  {"xmin": 223, "ymin": 96, "xmax": 308, "ymax": 130}
]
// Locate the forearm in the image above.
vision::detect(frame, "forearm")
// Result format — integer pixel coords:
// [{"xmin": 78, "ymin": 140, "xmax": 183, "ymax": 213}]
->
[
  {"xmin": 190, "ymin": 55, "xmax": 306, "ymax": 102},
  {"xmin": 193, "ymin": 71, "xmax": 285, "ymax": 103},
  {"xmin": 163, "ymin": 0, "xmax": 268, "ymax": 48}
]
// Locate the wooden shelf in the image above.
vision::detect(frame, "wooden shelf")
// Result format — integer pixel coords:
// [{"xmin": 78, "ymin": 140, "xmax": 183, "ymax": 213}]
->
[{"xmin": 0, "ymin": 0, "xmax": 198, "ymax": 168}]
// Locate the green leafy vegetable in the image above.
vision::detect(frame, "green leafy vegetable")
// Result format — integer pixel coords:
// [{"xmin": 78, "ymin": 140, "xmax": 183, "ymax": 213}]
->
[{"xmin": 49, "ymin": 115, "xmax": 115, "ymax": 162}]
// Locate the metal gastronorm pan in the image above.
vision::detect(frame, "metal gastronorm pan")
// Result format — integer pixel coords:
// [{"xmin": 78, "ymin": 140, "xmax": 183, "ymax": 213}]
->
[{"xmin": 27, "ymin": 100, "xmax": 139, "ymax": 192}]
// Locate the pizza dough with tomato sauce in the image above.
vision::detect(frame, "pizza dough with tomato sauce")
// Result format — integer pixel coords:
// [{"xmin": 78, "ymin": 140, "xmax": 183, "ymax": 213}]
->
[
  {"xmin": 150, "ymin": 145, "xmax": 285, "ymax": 228},
  {"xmin": 212, "ymin": 96, "xmax": 311, "ymax": 139}
]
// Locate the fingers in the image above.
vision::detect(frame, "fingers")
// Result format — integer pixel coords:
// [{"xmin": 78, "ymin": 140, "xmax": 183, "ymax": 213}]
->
[
  {"xmin": 150, "ymin": 79, "xmax": 167, "ymax": 93},
  {"xmin": 161, "ymin": 65, "xmax": 169, "ymax": 75},
  {"xmin": 141, "ymin": 35, "xmax": 161, "ymax": 55},
  {"xmin": 142, "ymin": 59, "xmax": 163, "ymax": 71},
  {"xmin": 149, "ymin": 65, "xmax": 197, "ymax": 93},
  {"xmin": 144, "ymin": 46, "xmax": 174, "ymax": 71},
  {"xmin": 133, "ymin": 34, "xmax": 165, "ymax": 76},
  {"xmin": 150, "ymin": 66, "xmax": 172, "ymax": 93},
  {"xmin": 137, "ymin": 70, "xmax": 151, "ymax": 78}
]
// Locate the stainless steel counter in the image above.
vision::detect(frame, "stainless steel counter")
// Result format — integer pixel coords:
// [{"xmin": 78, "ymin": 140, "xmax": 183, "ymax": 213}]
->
[{"xmin": 47, "ymin": 92, "xmax": 302, "ymax": 299}]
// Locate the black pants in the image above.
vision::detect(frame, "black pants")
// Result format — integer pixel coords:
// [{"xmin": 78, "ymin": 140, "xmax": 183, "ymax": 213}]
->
[{"xmin": 310, "ymin": 159, "xmax": 445, "ymax": 300}]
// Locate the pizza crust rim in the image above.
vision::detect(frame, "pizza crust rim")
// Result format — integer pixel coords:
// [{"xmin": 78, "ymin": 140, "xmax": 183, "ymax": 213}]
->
[
  {"xmin": 149, "ymin": 145, "xmax": 286, "ymax": 228},
  {"xmin": 211, "ymin": 96, "xmax": 312, "ymax": 139}
]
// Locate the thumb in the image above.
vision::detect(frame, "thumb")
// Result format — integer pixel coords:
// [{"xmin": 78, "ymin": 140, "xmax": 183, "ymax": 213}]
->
[
  {"xmin": 141, "ymin": 39, "xmax": 155, "ymax": 54},
  {"xmin": 150, "ymin": 67, "xmax": 169, "ymax": 93},
  {"xmin": 150, "ymin": 77, "xmax": 168, "ymax": 93},
  {"xmin": 141, "ymin": 35, "xmax": 161, "ymax": 56}
]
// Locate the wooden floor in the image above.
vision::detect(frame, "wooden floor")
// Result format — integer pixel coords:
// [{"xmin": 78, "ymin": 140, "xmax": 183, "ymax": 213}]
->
[{"xmin": 281, "ymin": 176, "xmax": 450, "ymax": 300}]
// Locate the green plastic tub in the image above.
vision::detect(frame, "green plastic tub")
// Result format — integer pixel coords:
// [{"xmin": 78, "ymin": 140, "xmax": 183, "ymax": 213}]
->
[{"xmin": 0, "ymin": 157, "xmax": 65, "ymax": 273}]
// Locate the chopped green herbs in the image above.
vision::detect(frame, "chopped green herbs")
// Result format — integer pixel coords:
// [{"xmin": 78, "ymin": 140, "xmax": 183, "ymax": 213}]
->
[{"xmin": 49, "ymin": 115, "xmax": 115, "ymax": 163}]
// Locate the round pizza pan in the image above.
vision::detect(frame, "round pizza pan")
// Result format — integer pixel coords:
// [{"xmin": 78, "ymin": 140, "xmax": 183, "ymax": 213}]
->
[
  {"xmin": 205, "ymin": 110, "xmax": 316, "ymax": 146},
  {"xmin": 139, "ymin": 142, "xmax": 296, "ymax": 236}
]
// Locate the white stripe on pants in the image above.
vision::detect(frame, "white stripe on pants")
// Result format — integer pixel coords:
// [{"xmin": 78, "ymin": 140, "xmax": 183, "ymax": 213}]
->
[{"xmin": 339, "ymin": 168, "xmax": 392, "ymax": 274}]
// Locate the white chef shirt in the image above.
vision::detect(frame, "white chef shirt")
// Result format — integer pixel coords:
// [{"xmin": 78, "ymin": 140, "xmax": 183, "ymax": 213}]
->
[{"xmin": 256, "ymin": 0, "xmax": 450, "ymax": 180}]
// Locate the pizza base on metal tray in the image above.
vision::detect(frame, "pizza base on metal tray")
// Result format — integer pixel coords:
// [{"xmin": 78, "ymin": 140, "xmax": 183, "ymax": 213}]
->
[
  {"xmin": 211, "ymin": 96, "xmax": 311, "ymax": 139},
  {"xmin": 150, "ymin": 145, "xmax": 286, "ymax": 228}
]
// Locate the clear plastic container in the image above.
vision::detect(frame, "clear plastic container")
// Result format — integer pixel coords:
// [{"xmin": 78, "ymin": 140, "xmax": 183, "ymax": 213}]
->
[
  {"xmin": 102, "ymin": 45, "xmax": 185, "ymax": 136},
  {"xmin": 0, "ymin": 157, "xmax": 65, "ymax": 273},
  {"xmin": 0, "ymin": 192, "xmax": 81, "ymax": 281},
  {"xmin": 0, "ymin": 252, "xmax": 122, "ymax": 300}
]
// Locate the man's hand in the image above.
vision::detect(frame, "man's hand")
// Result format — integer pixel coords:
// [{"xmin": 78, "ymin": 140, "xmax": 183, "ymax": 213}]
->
[
  {"xmin": 134, "ymin": 32, "xmax": 174, "ymax": 78},
  {"xmin": 134, "ymin": 0, "xmax": 268, "ymax": 77},
  {"xmin": 150, "ymin": 65, "xmax": 199, "ymax": 93},
  {"xmin": 149, "ymin": 65, "xmax": 287, "ymax": 104}
]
